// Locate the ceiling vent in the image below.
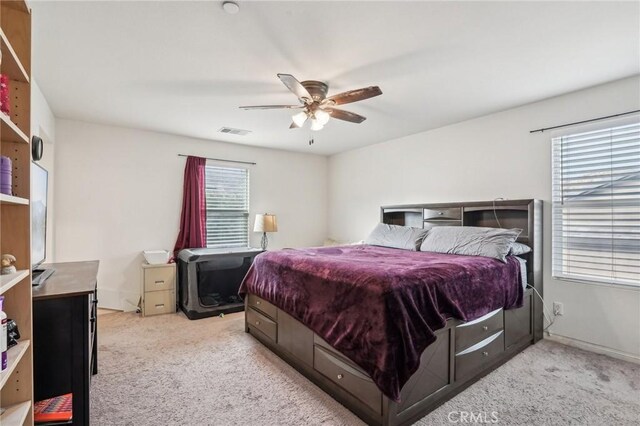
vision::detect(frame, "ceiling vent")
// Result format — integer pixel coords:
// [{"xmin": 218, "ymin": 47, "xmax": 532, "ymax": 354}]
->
[{"xmin": 218, "ymin": 127, "xmax": 251, "ymax": 136}]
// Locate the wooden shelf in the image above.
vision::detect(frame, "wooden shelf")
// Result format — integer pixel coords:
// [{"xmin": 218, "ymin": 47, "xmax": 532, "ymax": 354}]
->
[
  {"xmin": 0, "ymin": 194, "xmax": 29, "ymax": 205},
  {"xmin": 0, "ymin": 340, "xmax": 30, "ymax": 389},
  {"xmin": 0, "ymin": 113, "xmax": 29, "ymax": 144},
  {"xmin": 0, "ymin": 400, "xmax": 31, "ymax": 426},
  {"xmin": 0, "ymin": 28, "xmax": 29, "ymax": 83},
  {"xmin": 1, "ymin": 0, "xmax": 33, "ymax": 416},
  {"xmin": 0, "ymin": 270, "xmax": 29, "ymax": 295}
]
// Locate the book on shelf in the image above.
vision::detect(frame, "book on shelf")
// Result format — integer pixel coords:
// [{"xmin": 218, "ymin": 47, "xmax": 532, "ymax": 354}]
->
[{"xmin": 34, "ymin": 393, "xmax": 72, "ymax": 424}]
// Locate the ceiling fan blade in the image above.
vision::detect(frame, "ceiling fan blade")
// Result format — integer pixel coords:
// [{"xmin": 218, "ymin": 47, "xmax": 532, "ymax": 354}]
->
[
  {"xmin": 326, "ymin": 86, "xmax": 382, "ymax": 106},
  {"xmin": 289, "ymin": 122, "xmax": 300, "ymax": 129},
  {"xmin": 277, "ymin": 73, "xmax": 313, "ymax": 103},
  {"xmin": 239, "ymin": 105, "xmax": 304, "ymax": 110},
  {"xmin": 325, "ymin": 108, "xmax": 367, "ymax": 123}
]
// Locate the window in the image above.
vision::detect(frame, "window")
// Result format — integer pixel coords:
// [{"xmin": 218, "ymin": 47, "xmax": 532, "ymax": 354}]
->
[
  {"xmin": 552, "ymin": 121, "xmax": 640, "ymax": 287},
  {"xmin": 205, "ymin": 165, "xmax": 249, "ymax": 248}
]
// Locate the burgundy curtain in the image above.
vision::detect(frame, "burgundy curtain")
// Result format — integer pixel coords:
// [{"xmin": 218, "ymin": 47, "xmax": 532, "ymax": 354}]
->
[{"xmin": 173, "ymin": 156, "xmax": 207, "ymax": 257}]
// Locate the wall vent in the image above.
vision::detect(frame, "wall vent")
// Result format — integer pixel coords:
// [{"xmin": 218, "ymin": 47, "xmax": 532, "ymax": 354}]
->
[{"xmin": 218, "ymin": 127, "xmax": 251, "ymax": 136}]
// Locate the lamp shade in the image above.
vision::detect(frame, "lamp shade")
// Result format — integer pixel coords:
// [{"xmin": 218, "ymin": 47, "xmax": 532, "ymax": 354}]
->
[{"xmin": 254, "ymin": 214, "xmax": 278, "ymax": 233}]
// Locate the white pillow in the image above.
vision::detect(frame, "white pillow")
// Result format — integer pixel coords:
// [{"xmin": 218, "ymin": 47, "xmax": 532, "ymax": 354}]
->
[
  {"xmin": 419, "ymin": 226, "xmax": 521, "ymax": 262},
  {"xmin": 509, "ymin": 242, "xmax": 532, "ymax": 256},
  {"xmin": 365, "ymin": 223, "xmax": 429, "ymax": 251}
]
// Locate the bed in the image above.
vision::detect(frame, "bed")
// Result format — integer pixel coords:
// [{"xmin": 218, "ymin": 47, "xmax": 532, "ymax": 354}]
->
[{"xmin": 240, "ymin": 199, "xmax": 543, "ymax": 426}]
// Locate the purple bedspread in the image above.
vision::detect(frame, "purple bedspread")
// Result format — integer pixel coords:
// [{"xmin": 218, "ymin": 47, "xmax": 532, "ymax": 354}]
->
[{"xmin": 239, "ymin": 245, "xmax": 523, "ymax": 402}]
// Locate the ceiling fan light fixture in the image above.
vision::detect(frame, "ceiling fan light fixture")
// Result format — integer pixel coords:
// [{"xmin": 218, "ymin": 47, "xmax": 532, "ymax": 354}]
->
[
  {"xmin": 239, "ymin": 74, "xmax": 382, "ymax": 135},
  {"xmin": 314, "ymin": 110, "xmax": 330, "ymax": 126},
  {"xmin": 292, "ymin": 111, "xmax": 309, "ymax": 127},
  {"xmin": 310, "ymin": 119, "xmax": 324, "ymax": 131}
]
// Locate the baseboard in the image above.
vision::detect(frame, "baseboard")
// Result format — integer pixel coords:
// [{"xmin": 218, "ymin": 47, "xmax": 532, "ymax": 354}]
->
[
  {"xmin": 97, "ymin": 288, "xmax": 140, "ymax": 312},
  {"xmin": 545, "ymin": 333, "xmax": 640, "ymax": 364}
]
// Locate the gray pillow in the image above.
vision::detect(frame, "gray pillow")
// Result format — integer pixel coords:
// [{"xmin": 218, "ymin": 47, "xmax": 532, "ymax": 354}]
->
[
  {"xmin": 365, "ymin": 223, "xmax": 429, "ymax": 251},
  {"xmin": 509, "ymin": 242, "xmax": 532, "ymax": 256},
  {"xmin": 419, "ymin": 226, "xmax": 522, "ymax": 262}
]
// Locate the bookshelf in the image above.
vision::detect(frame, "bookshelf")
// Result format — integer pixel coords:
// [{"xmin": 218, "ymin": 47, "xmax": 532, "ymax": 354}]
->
[{"xmin": 0, "ymin": 1, "xmax": 33, "ymax": 425}]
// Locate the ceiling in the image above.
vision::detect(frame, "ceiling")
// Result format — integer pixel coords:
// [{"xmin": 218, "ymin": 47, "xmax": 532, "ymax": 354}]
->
[{"xmin": 32, "ymin": 1, "xmax": 640, "ymax": 155}]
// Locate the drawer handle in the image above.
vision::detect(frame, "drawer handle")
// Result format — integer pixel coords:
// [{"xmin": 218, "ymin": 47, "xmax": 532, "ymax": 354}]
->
[
  {"xmin": 438, "ymin": 212, "xmax": 443, "ymax": 215},
  {"xmin": 255, "ymin": 321, "xmax": 261, "ymax": 326},
  {"xmin": 155, "ymin": 304, "xmax": 165, "ymax": 308},
  {"xmin": 482, "ymin": 351, "xmax": 489, "ymax": 357},
  {"xmin": 256, "ymin": 301, "xmax": 261, "ymax": 305},
  {"xmin": 337, "ymin": 374, "xmax": 344, "ymax": 380},
  {"xmin": 482, "ymin": 326, "xmax": 489, "ymax": 331},
  {"xmin": 155, "ymin": 280, "xmax": 165, "ymax": 285}
]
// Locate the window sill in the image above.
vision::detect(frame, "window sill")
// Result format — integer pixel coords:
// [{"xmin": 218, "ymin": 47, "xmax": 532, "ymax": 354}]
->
[{"xmin": 553, "ymin": 276, "xmax": 640, "ymax": 292}]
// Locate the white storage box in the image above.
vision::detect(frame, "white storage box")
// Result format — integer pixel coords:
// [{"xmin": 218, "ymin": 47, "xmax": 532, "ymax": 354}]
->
[{"xmin": 143, "ymin": 250, "xmax": 170, "ymax": 265}]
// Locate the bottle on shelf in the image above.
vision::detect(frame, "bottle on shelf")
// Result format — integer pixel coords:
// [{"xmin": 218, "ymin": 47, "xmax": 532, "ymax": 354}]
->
[{"xmin": 0, "ymin": 295, "xmax": 7, "ymax": 371}]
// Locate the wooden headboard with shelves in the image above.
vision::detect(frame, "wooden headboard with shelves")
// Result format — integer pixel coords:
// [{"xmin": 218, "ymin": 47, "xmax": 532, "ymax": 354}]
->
[{"xmin": 381, "ymin": 199, "xmax": 544, "ymax": 341}]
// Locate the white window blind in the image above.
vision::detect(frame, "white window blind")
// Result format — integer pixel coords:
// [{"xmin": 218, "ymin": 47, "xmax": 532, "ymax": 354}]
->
[
  {"xmin": 205, "ymin": 165, "xmax": 249, "ymax": 248},
  {"xmin": 552, "ymin": 121, "xmax": 640, "ymax": 287}
]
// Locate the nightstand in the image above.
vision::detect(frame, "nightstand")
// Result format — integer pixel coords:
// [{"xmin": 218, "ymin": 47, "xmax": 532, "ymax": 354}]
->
[{"xmin": 141, "ymin": 263, "xmax": 176, "ymax": 316}]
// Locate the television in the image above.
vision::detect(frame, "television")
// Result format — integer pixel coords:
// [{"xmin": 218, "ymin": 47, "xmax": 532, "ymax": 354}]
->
[{"xmin": 31, "ymin": 162, "xmax": 53, "ymax": 285}]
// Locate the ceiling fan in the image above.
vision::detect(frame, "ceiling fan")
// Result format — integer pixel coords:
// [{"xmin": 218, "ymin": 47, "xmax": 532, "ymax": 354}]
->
[{"xmin": 239, "ymin": 74, "xmax": 382, "ymax": 131}]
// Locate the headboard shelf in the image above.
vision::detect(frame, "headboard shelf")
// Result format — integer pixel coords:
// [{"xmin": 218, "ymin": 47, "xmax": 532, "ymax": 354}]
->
[
  {"xmin": 464, "ymin": 204, "xmax": 529, "ymax": 212},
  {"xmin": 383, "ymin": 210, "xmax": 423, "ymax": 228},
  {"xmin": 463, "ymin": 208, "xmax": 530, "ymax": 240}
]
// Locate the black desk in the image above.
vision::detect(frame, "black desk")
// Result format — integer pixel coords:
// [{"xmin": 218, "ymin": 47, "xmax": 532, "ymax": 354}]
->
[{"xmin": 33, "ymin": 260, "xmax": 99, "ymax": 426}]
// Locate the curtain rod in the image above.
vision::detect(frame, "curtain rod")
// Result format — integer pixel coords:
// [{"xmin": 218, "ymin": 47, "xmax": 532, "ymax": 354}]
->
[
  {"xmin": 177, "ymin": 154, "xmax": 256, "ymax": 166},
  {"xmin": 529, "ymin": 110, "xmax": 640, "ymax": 134}
]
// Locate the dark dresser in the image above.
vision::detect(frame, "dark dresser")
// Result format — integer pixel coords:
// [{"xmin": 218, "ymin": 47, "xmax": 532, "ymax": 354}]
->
[{"xmin": 32, "ymin": 260, "xmax": 99, "ymax": 426}]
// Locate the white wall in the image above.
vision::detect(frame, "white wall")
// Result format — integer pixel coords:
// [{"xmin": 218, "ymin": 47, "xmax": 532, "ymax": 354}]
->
[
  {"xmin": 328, "ymin": 76, "xmax": 640, "ymax": 360},
  {"xmin": 31, "ymin": 79, "xmax": 55, "ymax": 263},
  {"xmin": 54, "ymin": 119, "xmax": 328, "ymax": 310}
]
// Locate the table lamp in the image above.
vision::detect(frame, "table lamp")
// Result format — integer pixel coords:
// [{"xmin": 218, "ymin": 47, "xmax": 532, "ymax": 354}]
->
[{"xmin": 254, "ymin": 213, "xmax": 277, "ymax": 250}]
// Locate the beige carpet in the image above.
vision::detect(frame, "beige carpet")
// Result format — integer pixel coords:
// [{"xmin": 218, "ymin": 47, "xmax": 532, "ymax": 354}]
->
[{"xmin": 92, "ymin": 311, "xmax": 640, "ymax": 425}]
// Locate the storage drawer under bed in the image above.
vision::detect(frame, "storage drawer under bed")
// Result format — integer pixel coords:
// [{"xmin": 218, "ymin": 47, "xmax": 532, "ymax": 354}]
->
[
  {"xmin": 455, "ymin": 308, "xmax": 503, "ymax": 353},
  {"xmin": 455, "ymin": 331, "xmax": 504, "ymax": 380},
  {"xmin": 314, "ymin": 345, "xmax": 382, "ymax": 415},
  {"xmin": 247, "ymin": 307, "xmax": 277, "ymax": 341},
  {"xmin": 247, "ymin": 294, "xmax": 277, "ymax": 320}
]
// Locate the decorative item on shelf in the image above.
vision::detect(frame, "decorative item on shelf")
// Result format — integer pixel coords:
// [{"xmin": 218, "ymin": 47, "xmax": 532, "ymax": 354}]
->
[
  {"xmin": 1, "ymin": 254, "xmax": 17, "ymax": 275},
  {"xmin": 254, "ymin": 213, "xmax": 278, "ymax": 250},
  {"xmin": 0, "ymin": 155, "xmax": 12, "ymax": 195},
  {"xmin": 7, "ymin": 318, "xmax": 20, "ymax": 348},
  {"xmin": 0, "ymin": 296, "xmax": 6, "ymax": 371},
  {"xmin": 0, "ymin": 74, "xmax": 9, "ymax": 116}
]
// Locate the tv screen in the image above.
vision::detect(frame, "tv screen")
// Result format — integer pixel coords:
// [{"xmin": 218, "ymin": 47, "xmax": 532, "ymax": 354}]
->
[{"xmin": 31, "ymin": 162, "xmax": 48, "ymax": 268}]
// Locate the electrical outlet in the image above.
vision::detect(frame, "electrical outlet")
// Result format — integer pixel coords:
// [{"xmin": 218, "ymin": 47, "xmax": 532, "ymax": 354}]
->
[{"xmin": 553, "ymin": 302, "xmax": 564, "ymax": 316}]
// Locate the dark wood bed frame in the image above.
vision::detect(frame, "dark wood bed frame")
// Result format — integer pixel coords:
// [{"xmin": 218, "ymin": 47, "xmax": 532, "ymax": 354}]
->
[{"xmin": 245, "ymin": 199, "xmax": 543, "ymax": 426}]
